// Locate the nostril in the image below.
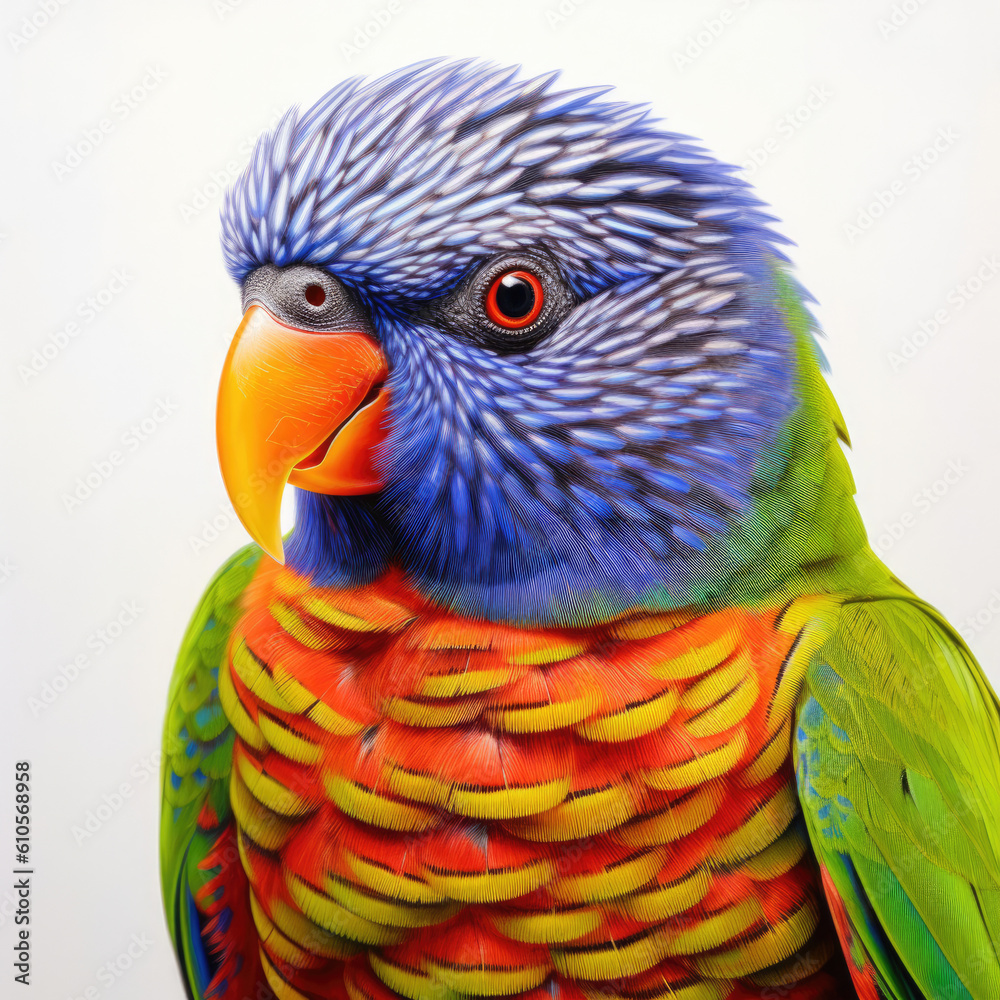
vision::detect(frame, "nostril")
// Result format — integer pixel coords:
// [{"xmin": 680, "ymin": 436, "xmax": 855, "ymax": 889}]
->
[{"xmin": 305, "ymin": 283, "xmax": 326, "ymax": 307}]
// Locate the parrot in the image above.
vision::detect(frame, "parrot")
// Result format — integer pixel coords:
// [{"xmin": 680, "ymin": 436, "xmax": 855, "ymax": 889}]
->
[{"xmin": 160, "ymin": 59, "xmax": 1000, "ymax": 1000}]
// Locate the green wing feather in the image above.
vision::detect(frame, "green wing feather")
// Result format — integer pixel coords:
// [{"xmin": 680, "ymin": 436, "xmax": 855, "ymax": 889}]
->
[
  {"xmin": 796, "ymin": 593, "xmax": 1000, "ymax": 999},
  {"xmin": 159, "ymin": 543, "xmax": 262, "ymax": 997}
]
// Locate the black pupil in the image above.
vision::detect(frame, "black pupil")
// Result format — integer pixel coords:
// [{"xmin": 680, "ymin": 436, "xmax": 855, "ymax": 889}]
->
[
  {"xmin": 495, "ymin": 274, "xmax": 535, "ymax": 320},
  {"xmin": 305, "ymin": 283, "xmax": 326, "ymax": 306}
]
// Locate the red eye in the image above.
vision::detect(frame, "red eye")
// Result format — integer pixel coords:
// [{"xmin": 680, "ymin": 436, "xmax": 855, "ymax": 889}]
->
[{"xmin": 484, "ymin": 270, "xmax": 544, "ymax": 330}]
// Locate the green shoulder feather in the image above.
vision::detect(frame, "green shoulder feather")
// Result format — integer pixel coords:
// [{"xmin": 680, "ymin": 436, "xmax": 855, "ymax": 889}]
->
[
  {"xmin": 796, "ymin": 594, "xmax": 1000, "ymax": 999},
  {"xmin": 159, "ymin": 543, "xmax": 262, "ymax": 998}
]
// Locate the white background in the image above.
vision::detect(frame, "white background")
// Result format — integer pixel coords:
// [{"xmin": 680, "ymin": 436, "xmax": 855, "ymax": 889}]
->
[{"xmin": 2, "ymin": 1, "xmax": 999, "ymax": 997}]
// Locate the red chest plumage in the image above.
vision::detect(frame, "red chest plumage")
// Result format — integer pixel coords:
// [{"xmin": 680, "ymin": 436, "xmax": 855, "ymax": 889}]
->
[{"xmin": 218, "ymin": 559, "xmax": 845, "ymax": 999}]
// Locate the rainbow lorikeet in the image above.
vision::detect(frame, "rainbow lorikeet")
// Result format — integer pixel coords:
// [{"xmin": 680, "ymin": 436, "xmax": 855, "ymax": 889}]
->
[{"xmin": 160, "ymin": 60, "xmax": 1000, "ymax": 1000}]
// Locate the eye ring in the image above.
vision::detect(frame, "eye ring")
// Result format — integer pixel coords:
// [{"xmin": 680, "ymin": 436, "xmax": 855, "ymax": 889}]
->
[{"xmin": 484, "ymin": 270, "xmax": 544, "ymax": 330}]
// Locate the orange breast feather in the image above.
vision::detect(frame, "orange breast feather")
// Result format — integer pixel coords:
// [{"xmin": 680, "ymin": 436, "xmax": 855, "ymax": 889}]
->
[{"xmin": 219, "ymin": 560, "xmax": 847, "ymax": 1000}]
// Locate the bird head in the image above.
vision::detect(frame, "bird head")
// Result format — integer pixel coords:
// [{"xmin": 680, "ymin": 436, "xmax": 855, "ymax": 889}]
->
[{"xmin": 217, "ymin": 59, "xmax": 836, "ymax": 625}]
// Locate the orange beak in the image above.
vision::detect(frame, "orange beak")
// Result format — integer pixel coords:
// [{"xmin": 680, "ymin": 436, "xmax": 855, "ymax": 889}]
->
[{"xmin": 216, "ymin": 305, "xmax": 389, "ymax": 563}]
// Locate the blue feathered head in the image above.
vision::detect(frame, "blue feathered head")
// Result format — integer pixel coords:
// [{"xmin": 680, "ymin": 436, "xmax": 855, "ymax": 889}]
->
[{"xmin": 218, "ymin": 59, "xmax": 816, "ymax": 625}]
